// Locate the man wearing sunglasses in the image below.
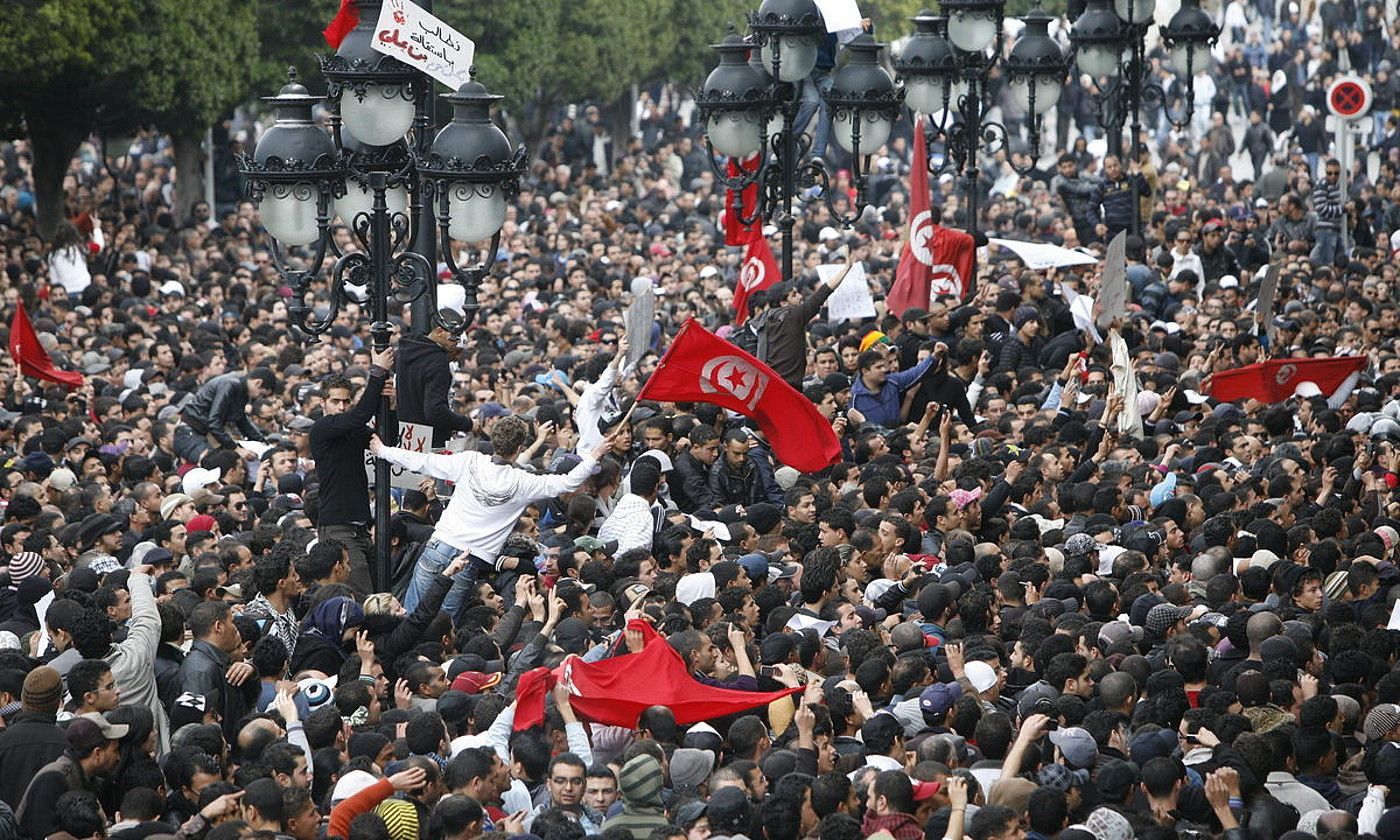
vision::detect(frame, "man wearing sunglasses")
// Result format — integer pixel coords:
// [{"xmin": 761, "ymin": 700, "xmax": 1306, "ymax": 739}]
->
[{"xmin": 1312, "ymin": 159, "xmax": 1343, "ymax": 266}]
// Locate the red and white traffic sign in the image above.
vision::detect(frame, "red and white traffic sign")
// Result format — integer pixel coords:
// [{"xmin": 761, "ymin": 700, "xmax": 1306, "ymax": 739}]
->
[{"xmin": 1327, "ymin": 75, "xmax": 1373, "ymax": 120}]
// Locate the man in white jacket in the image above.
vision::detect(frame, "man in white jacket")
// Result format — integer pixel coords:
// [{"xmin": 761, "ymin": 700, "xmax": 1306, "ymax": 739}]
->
[
  {"xmin": 575, "ymin": 336, "xmax": 636, "ymax": 456},
  {"xmin": 373, "ymin": 416, "xmax": 616, "ymax": 615}
]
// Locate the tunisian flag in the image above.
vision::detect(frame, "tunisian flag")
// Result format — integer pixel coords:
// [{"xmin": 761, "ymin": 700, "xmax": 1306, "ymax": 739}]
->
[
  {"xmin": 8, "ymin": 303, "xmax": 82, "ymax": 388},
  {"xmin": 733, "ymin": 235, "xmax": 780, "ymax": 325},
  {"xmin": 1209, "ymin": 356, "xmax": 1366, "ymax": 404},
  {"xmin": 514, "ymin": 620, "xmax": 800, "ymax": 731},
  {"xmin": 887, "ymin": 117, "xmax": 977, "ymax": 315},
  {"xmin": 721, "ymin": 154, "xmax": 762, "ymax": 246},
  {"xmin": 638, "ymin": 321, "xmax": 841, "ymax": 472},
  {"xmin": 323, "ymin": 0, "xmax": 359, "ymax": 48}
]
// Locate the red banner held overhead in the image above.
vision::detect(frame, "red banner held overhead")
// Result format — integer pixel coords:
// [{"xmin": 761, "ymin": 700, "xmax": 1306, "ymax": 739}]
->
[
  {"xmin": 514, "ymin": 620, "xmax": 800, "ymax": 731},
  {"xmin": 722, "ymin": 154, "xmax": 762, "ymax": 246},
  {"xmin": 1209, "ymin": 356, "xmax": 1366, "ymax": 404},
  {"xmin": 732, "ymin": 236, "xmax": 780, "ymax": 325},
  {"xmin": 324, "ymin": 0, "xmax": 360, "ymax": 48}
]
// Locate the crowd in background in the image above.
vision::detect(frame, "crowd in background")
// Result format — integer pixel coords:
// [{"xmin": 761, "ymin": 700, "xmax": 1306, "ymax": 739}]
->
[{"xmin": 7, "ymin": 2, "xmax": 1400, "ymax": 840}]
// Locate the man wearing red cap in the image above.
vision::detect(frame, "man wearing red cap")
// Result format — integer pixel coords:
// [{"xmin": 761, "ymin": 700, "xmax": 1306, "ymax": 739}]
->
[
  {"xmin": 452, "ymin": 671, "xmax": 502, "ymax": 695},
  {"xmin": 861, "ymin": 770, "xmax": 928, "ymax": 840},
  {"xmin": 186, "ymin": 514, "xmax": 219, "ymax": 538}
]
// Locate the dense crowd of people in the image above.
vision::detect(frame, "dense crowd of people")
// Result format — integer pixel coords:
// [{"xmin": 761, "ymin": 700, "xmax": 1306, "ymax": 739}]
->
[{"xmin": 6, "ymin": 2, "xmax": 1400, "ymax": 840}]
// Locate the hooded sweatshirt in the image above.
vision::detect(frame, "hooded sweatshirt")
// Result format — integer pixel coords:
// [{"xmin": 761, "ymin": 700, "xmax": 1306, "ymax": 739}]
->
[
  {"xmin": 395, "ymin": 334, "xmax": 472, "ymax": 447},
  {"xmin": 601, "ymin": 755, "xmax": 671, "ymax": 839}
]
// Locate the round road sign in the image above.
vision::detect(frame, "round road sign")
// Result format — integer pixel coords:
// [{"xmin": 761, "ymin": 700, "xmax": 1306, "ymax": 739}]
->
[{"xmin": 1327, "ymin": 75, "xmax": 1373, "ymax": 120}]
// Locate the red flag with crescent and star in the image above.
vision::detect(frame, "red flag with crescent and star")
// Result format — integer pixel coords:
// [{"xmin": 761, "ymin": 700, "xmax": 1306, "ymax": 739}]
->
[
  {"xmin": 732, "ymin": 235, "xmax": 780, "ymax": 325},
  {"xmin": 721, "ymin": 154, "xmax": 762, "ymax": 246},
  {"xmin": 8, "ymin": 302, "xmax": 83, "ymax": 388},
  {"xmin": 638, "ymin": 320, "xmax": 841, "ymax": 472},
  {"xmin": 1208, "ymin": 356, "xmax": 1366, "ymax": 404},
  {"xmin": 887, "ymin": 116, "xmax": 976, "ymax": 315}
]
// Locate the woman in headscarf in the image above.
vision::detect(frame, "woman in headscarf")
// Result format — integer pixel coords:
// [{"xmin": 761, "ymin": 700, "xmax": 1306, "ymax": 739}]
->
[
  {"xmin": 290, "ymin": 595, "xmax": 365, "ymax": 676},
  {"xmin": 1268, "ymin": 69, "xmax": 1292, "ymax": 135}
]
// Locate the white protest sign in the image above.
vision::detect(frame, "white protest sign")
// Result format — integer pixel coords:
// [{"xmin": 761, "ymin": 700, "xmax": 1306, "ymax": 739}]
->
[
  {"xmin": 366, "ymin": 421, "xmax": 444, "ymax": 490},
  {"xmin": 373, "ymin": 0, "xmax": 475, "ymax": 91},
  {"xmin": 1096, "ymin": 231, "xmax": 1128, "ymax": 333},
  {"xmin": 988, "ymin": 238, "xmax": 1099, "ymax": 271},
  {"xmin": 236, "ymin": 440, "xmax": 273, "ymax": 459},
  {"xmin": 813, "ymin": 0, "xmax": 863, "ymax": 32},
  {"xmin": 35, "ymin": 590, "xmax": 54, "ymax": 655},
  {"xmin": 821, "ymin": 261, "xmax": 876, "ymax": 322}
]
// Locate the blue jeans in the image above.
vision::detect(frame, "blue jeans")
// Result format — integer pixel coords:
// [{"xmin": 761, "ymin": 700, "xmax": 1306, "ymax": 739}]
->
[
  {"xmin": 793, "ymin": 71, "xmax": 833, "ymax": 161},
  {"xmin": 1311, "ymin": 227, "xmax": 1340, "ymax": 266},
  {"xmin": 173, "ymin": 425, "xmax": 211, "ymax": 465},
  {"xmin": 404, "ymin": 537, "xmax": 492, "ymax": 617}
]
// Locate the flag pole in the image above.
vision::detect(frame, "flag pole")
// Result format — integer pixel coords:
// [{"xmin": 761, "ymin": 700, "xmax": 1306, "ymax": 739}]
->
[{"xmin": 633, "ymin": 318, "xmax": 691, "ymax": 406}]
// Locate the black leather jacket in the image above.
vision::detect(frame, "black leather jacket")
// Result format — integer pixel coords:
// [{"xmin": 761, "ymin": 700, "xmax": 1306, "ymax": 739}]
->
[
  {"xmin": 708, "ymin": 451, "xmax": 783, "ymax": 508},
  {"xmin": 180, "ymin": 372, "xmax": 263, "ymax": 448}
]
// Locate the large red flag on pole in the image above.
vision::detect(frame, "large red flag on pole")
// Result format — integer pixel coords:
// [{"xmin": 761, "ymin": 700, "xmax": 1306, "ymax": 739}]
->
[
  {"xmin": 514, "ymin": 620, "xmax": 800, "ymax": 731},
  {"xmin": 7, "ymin": 302, "xmax": 82, "ymax": 389},
  {"xmin": 887, "ymin": 117, "xmax": 976, "ymax": 315},
  {"xmin": 1209, "ymin": 356, "xmax": 1366, "ymax": 404},
  {"xmin": 733, "ymin": 235, "xmax": 780, "ymax": 325},
  {"xmin": 721, "ymin": 154, "xmax": 762, "ymax": 246},
  {"xmin": 637, "ymin": 321, "xmax": 841, "ymax": 472}
]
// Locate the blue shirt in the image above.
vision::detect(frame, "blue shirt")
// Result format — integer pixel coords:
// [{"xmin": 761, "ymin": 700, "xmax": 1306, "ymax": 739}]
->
[{"xmin": 850, "ymin": 355, "xmax": 935, "ymax": 427}]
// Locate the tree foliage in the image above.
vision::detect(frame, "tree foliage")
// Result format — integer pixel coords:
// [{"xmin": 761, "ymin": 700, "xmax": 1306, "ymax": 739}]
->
[
  {"xmin": 863, "ymin": 0, "xmax": 928, "ymax": 42},
  {"xmin": 254, "ymin": 0, "xmax": 341, "ymax": 92},
  {"xmin": 0, "ymin": 0, "xmax": 258, "ymax": 235},
  {"xmin": 436, "ymin": 0, "xmax": 746, "ymax": 142},
  {"xmin": 129, "ymin": 0, "xmax": 259, "ymax": 140}
]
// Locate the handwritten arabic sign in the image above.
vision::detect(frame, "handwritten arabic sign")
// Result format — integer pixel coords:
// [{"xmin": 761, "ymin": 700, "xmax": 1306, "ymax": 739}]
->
[
  {"xmin": 366, "ymin": 422, "xmax": 444, "ymax": 490},
  {"xmin": 373, "ymin": 0, "xmax": 474, "ymax": 91}
]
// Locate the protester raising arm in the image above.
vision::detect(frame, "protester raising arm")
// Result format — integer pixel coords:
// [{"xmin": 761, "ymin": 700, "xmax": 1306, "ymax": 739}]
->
[
  {"xmin": 575, "ymin": 335, "xmax": 633, "ymax": 454},
  {"xmin": 328, "ymin": 767, "xmax": 426, "ymax": 840}
]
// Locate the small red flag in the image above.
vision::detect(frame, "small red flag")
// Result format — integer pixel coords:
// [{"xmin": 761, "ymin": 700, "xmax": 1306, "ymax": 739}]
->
[
  {"xmin": 323, "ymin": 0, "xmax": 360, "ymax": 48},
  {"xmin": 638, "ymin": 321, "xmax": 841, "ymax": 472},
  {"xmin": 8, "ymin": 302, "xmax": 83, "ymax": 389},
  {"xmin": 513, "ymin": 620, "xmax": 799, "ymax": 731},
  {"xmin": 722, "ymin": 154, "xmax": 762, "ymax": 246},
  {"xmin": 733, "ymin": 235, "xmax": 780, "ymax": 325},
  {"xmin": 887, "ymin": 117, "xmax": 977, "ymax": 315},
  {"xmin": 1209, "ymin": 356, "xmax": 1366, "ymax": 404}
]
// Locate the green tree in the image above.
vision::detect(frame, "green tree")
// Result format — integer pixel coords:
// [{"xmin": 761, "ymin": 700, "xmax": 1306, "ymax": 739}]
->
[
  {"xmin": 255, "ymin": 0, "xmax": 341, "ymax": 89},
  {"xmin": 0, "ymin": 0, "xmax": 258, "ymax": 238},
  {"xmin": 0, "ymin": 0, "xmax": 143, "ymax": 238},
  {"xmin": 864, "ymin": 0, "xmax": 926, "ymax": 41},
  {"xmin": 662, "ymin": 0, "xmax": 753, "ymax": 93},
  {"xmin": 129, "ymin": 0, "xmax": 260, "ymax": 224},
  {"xmin": 438, "ymin": 0, "xmax": 746, "ymax": 146}
]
